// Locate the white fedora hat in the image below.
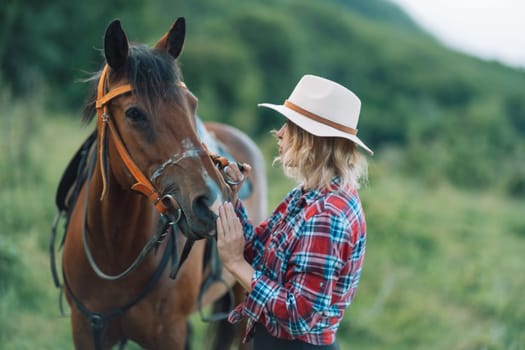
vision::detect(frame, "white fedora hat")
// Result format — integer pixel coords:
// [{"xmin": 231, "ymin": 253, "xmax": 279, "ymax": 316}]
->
[{"xmin": 258, "ymin": 74, "xmax": 373, "ymax": 155}]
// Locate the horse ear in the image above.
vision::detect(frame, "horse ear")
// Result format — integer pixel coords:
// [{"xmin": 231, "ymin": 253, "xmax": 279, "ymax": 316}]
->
[
  {"xmin": 154, "ymin": 17, "xmax": 185, "ymax": 59},
  {"xmin": 104, "ymin": 19, "xmax": 129, "ymax": 70}
]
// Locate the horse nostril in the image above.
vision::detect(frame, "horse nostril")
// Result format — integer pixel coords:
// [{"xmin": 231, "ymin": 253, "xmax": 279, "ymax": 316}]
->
[{"xmin": 192, "ymin": 194, "xmax": 214, "ymax": 218}]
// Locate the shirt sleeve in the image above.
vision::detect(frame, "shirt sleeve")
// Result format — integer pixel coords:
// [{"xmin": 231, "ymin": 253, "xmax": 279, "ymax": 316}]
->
[
  {"xmin": 235, "ymin": 190, "xmax": 294, "ymax": 265},
  {"xmin": 234, "ymin": 200, "xmax": 272, "ymax": 264},
  {"xmin": 241, "ymin": 211, "xmax": 348, "ymax": 337}
]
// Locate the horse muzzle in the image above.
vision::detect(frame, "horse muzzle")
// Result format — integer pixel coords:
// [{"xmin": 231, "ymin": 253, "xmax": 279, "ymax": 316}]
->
[{"xmin": 160, "ymin": 180, "xmax": 223, "ymax": 240}]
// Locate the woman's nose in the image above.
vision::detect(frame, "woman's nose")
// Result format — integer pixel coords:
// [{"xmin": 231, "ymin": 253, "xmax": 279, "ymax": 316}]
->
[{"xmin": 276, "ymin": 124, "xmax": 285, "ymax": 139}]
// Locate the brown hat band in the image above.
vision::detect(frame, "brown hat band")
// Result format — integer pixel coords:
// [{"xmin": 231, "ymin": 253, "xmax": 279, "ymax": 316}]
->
[{"xmin": 284, "ymin": 100, "xmax": 358, "ymax": 135}]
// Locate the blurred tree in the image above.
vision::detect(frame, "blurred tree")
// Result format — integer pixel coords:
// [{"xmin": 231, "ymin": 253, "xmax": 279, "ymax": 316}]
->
[
  {"xmin": 330, "ymin": 0, "xmax": 421, "ymax": 31},
  {"xmin": 0, "ymin": 0, "xmax": 147, "ymax": 109},
  {"xmin": 181, "ymin": 37, "xmax": 263, "ymax": 134},
  {"xmin": 1, "ymin": 0, "xmax": 524, "ymax": 192},
  {"xmin": 229, "ymin": 7, "xmax": 302, "ymax": 133},
  {"xmin": 504, "ymin": 94, "xmax": 525, "ymax": 136}
]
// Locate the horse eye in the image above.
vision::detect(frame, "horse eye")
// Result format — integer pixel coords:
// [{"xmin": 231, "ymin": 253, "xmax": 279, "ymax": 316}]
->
[{"xmin": 125, "ymin": 107, "xmax": 148, "ymax": 124}]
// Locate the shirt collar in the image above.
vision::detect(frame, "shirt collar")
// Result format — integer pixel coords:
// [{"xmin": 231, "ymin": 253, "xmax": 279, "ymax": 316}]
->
[{"xmin": 294, "ymin": 176, "xmax": 343, "ymax": 206}]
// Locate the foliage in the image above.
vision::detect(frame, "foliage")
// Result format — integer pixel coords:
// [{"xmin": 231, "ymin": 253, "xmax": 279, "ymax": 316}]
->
[
  {"xmin": 0, "ymin": 0, "xmax": 148, "ymax": 108},
  {"xmin": 2, "ymin": 0, "xmax": 525, "ymax": 191}
]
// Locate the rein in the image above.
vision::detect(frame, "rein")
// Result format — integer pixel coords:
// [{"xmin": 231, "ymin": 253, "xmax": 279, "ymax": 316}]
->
[{"xmin": 80, "ymin": 148, "xmax": 188, "ymax": 281}]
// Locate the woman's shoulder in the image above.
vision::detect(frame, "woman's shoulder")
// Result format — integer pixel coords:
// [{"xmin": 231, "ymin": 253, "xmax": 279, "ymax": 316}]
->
[
  {"xmin": 326, "ymin": 186, "xmax": 359, "ymax": 204},
  {"xmin": 319, "ymin": 181, "xmax": 361, "ymax": 209},
  {"xmin": 302, "ymin": 187, "xmax": 360, "ymax": 223},
  {"xmin": 300, "ymin": 190, "xmax": 364, "ymax": 247}
]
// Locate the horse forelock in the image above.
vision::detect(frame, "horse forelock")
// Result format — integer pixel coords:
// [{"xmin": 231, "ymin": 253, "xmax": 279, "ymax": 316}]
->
[{"xmin": 82, "ymin": 44, "xmax": 184, "ymax": 124}]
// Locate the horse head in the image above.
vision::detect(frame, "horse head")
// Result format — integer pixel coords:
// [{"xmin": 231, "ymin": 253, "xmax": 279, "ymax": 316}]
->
[{"xmin": 94, "ymin": 18, "xmax": 231, "ymax": 240}]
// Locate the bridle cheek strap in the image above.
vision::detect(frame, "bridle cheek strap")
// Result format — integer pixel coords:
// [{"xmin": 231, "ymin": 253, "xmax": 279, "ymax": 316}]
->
[
  {"xmin": 95, "ymin": 64, "xmax": 167, "ymax": 214},
  {"xmin": 202, "ymin": 143, "xmax": 229, "ymax": 169},
  {"xmin": 106, "ymin": 119, "xmax": 168, "ymax": 213}
]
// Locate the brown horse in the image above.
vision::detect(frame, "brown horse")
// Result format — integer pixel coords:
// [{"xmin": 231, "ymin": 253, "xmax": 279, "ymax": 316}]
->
[{"xmin": 57, "ymin": 18, "xmax": 267, "ymax": 350}]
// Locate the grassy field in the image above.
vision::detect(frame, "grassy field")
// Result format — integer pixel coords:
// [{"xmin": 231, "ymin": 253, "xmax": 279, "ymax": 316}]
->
[{"xmin": 1, "ymin": 100, "xmax": 524, "ymax": 349}]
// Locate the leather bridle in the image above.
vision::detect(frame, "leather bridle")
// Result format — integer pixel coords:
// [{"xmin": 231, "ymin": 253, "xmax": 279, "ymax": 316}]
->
[
  {"xmin": 86, "ymin": 64, "xmax": 229, "ymax": 282},
  {"xmin": 95, "ymin": 64, "xmax": 207, "ymax": 215}
]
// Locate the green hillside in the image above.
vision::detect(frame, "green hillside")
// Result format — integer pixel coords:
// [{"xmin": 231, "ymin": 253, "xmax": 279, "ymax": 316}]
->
[{"xmin": 1, "ymin": 0, "xmax": 524, "ymax": 349}]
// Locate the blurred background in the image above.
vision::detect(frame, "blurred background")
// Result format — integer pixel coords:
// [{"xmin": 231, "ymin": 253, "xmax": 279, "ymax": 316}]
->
[{"xmin": 1, "ymin": 0, "xmax": 524, "ymax": 349}]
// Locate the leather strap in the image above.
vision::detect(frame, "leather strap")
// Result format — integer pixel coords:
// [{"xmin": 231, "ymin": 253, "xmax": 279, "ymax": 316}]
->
[
  {"xmin": 95, "ymin": 64, "xmax": 167, "ymax": 213},
  {"xmin": 96, "ymin": 84, "xmax": 133, "ymax": 109},
  {"xmin": 202, "ymin": 142, "xmax": 229, "ymax": 169},
  {"xmin": 106, "ymin": 118, "xmax": 166, "ymax": 213}
]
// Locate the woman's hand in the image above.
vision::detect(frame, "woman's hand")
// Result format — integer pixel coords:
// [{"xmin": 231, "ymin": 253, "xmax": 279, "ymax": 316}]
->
[
  {"xmin": 221, "ymin": 162, "xmax": 251, "ymax": 204},
  {"xmin": 216, "ymin": 202, "xmax": 246, "ymax": 269},
  {"xmin": 216, "ymin": 201, "xmax": 255, "ymax": 291}
]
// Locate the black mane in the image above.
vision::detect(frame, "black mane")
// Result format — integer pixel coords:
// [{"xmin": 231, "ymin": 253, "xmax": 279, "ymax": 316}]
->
[{"xmin": 82, "ymin": 44, "xmax": 183, "ymax": 123}]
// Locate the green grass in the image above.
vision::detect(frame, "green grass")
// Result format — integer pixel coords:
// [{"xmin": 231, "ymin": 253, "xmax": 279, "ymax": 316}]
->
[
  {"xmin": 349, "ymin": 172, "xmax": 525, "ymax": 350},
  {"xmin": 1, "ymin": 101, "xmax": 524, "ymax": 349}
]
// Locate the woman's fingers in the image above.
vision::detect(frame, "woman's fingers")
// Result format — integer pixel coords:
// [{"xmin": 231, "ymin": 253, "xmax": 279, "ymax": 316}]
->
[
  {"xmin": 216, "ymin": 202, "xmax": 246, "ymax": 269},
  {"xmin": 223, "ymin": 166, "xmax": 244, "ymax": 185},
  {"xmin": 218, "ymin": 204, "xmax": 230, "ymax": 235},
  {"xmin": 225, "ymin": 203, "xmax": 241, "ymax": 232},
  {"xmin": 222, "ymin": 202, "xmax": 235, "ymax": 232},
  {"xmin": 223, "ymin": 162, "xmax": 251, "ymax": 187},
  {"xmin": 217, "ymin": 202, "xmax": 235, "ymax": 238},
  {"xmin": 240, "ymin": 163, "xmax": 252, "ymax": 174},
  {"xmin": 216, "ymin": 211, "xmax": 225, "ymax": 239}
]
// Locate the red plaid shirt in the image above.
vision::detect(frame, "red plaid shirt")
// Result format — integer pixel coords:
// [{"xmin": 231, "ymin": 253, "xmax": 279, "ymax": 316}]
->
[{"xmin": 229, "ymin": 177, "xmax": 367, "ymax": 345}]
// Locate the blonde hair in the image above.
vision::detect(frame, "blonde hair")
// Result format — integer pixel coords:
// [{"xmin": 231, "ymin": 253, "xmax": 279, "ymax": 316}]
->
[{"xmin": 273, "ymin": 121, "xmax": 368, "ymax": 191}]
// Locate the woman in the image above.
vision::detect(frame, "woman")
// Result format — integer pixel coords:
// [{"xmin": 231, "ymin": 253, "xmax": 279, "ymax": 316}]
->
[{"xmin": 216, "ymin": 75, "xmax": 373, "ymax": 349}]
